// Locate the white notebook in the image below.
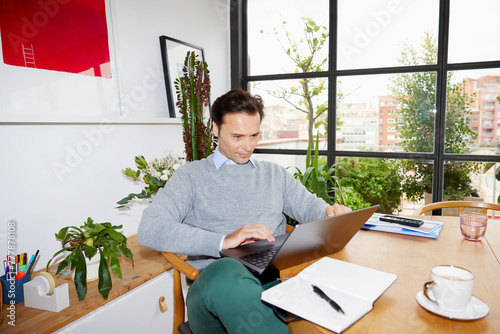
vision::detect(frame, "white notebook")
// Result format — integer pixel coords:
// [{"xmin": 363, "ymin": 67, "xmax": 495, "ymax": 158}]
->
[{"xmin": 261, "ymin": 257, "xmax": 397, "ymax": 333}]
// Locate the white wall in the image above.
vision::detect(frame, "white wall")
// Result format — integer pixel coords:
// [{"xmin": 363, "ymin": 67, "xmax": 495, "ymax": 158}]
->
[{"xmin": 0, "ymin": 0, "xmax": 230, "ymax": 272}]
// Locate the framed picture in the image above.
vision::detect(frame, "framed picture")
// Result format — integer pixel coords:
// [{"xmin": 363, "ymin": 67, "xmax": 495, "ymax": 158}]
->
[
  {"xmin": 0, "ymin": 0, "xmax": 123, "ymax": 123},
  {"xmin": 159, "ymin": 36, "xmax": 205, "ymax": 118}
]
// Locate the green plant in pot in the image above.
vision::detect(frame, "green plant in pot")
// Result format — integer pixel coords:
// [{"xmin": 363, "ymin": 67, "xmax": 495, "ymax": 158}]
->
[
  {"xmin": 46, "ymin": 217, "xmax": 134, "ymax": 300},
  {"xmin": 287, "ymin": 131, "xmax": 346, "ymax": 225},
  {"xmin": 174, "ymin": 51, "xmax": 216, "ymax": 162}
]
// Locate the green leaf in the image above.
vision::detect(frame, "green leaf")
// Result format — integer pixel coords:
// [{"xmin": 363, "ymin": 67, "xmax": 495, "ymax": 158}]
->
[
  {"xmin": 54, "ymin": 226, "xmax": 69, "ymax": 240},
  {"xmin": 101, "ymin": 245, "xmax": 111, "ymax": 262},
  {"xmin": 120, "ymin": 245, "xmax": 134, "ymax": 266},
  {"xmin": 106, "ymin": 228, "xmax": 126, "ymax": 243},
  {"xmin": 149, "ymin": 175, "xmax": 164, "ymax": 188},
  {"xmin": 98, "ymin": 249, "xmax": 112, "ymax": 299},
  {"xmin": 108, "ymin": 239, "xmax": 121, "ymax": 256},
  {"xmin": 84, "ymin": 217, "xmax": 95, "ymax": 228},
  {"xmin": 74, "ymin": 250, "xmax": 88, "ymax": 301},
  {"xmin": 46, "ymin": 247, "xmax": 70, "ymax": 271},
  {"xmin": 301, "ymin": 167, "xmax": 315, "ymax": 186},
  {"xmin": 55, "ymin": 253, "xmax": 72, "ymax": 274},
  {"xmin": 116, "ymin": 193, "xmax": 138, "ymax": 205},
  {"xmin": 323, "ymin": 165, "xmax": 336, "ymax": 179},
  {"xmin": 135, "ymin": 190, "xmax": 151, "ymax": 199},
  {"xmin": 314, "ymin": 176, "xmax": 332, "ymax": 204},
  {"xmin": 121, "ymin": 167, "xmax": 140, "ymax": 181},
  {"xmin": 89, "ymin": 224, "xmax": 106, "ymax": 235},
  {"xmin": 83, "ymin": 245, "xmax": 97, "ymax": 260},
  {"xmin": 134, "ymin": 155, "xmax": 148, "ymax": 170},
  {"xmin": 109, "ymin": 252, "xmax": 122, "ymax": 279}
]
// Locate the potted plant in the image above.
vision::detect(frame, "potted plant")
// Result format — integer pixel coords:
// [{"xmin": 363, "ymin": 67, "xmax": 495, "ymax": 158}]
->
[
  {"xmin": 46, "ymin": 217, "xmax": 134, "ymax": 300},
  {"xmin": 288, "ymin": 131, "xmax": 346, "ymax": 225},
  {"xmin": 174, "ymin": 51, "xmax": 216, "ymax": 162},
  {"xmin": 117, "ymin": 152, "xmax": 184, "ymax": 209}
]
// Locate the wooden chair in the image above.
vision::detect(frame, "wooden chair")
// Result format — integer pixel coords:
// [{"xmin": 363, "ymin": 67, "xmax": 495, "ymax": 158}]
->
[
  {"xmin": 161, "ymin": 224, "xmax": 295, "ymax": 334},
  {"xmin": 160, "ymin": 252, "xmax": 199, "ymax": 334},
  {"xmin": 414, "ymin": 201, "xmax": 500, "ymax": 216}
]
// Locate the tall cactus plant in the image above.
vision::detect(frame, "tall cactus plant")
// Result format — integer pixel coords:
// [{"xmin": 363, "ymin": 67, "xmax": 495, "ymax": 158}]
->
[{"xmin": 174, "ymin": 51, "xmax": 216, "ymax": 161}]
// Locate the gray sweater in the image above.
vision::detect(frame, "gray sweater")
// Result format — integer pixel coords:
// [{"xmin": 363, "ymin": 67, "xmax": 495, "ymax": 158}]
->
[{"xmin": 137, "ymin": 154, "xmax": 329, "ymax": 270}]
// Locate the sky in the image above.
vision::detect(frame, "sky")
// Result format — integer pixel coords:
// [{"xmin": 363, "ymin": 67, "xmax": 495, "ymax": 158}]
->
[{"xmin": 247, "ymin": 0, "xmax": 500, "ymax": 104}]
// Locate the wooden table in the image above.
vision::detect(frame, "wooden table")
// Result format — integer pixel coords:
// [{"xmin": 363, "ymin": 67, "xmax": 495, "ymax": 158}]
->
[
  {"xmin": 485, "ymin": 218, "xmax": 500, "ymax": 264},
  {"xmin": 282, "ymin": 216, "xmax": 500, "ymax": 333},
  {"xmin": 0, "ymin": 235, "xmax": 173, "ymax": 333}
]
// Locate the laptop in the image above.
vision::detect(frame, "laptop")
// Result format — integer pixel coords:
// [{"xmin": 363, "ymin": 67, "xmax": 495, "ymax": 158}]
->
[{"xmin": 220, "ymin": 205, "xmax": 380, "ymax": 276}]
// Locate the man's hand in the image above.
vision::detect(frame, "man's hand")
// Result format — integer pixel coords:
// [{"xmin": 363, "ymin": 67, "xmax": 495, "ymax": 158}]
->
[
  {"xmin": 222, "ymin": 224, "xmax": 275, "ymax": 250},
  {"xmin": 326, "ymin": 203, "xmax": 351, "ymax": 217}
]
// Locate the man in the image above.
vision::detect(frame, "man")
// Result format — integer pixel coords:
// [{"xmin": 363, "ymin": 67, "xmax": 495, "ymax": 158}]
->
[{"xmin": 138, "ymin": 89, "xmax": 350, "ymax": 333}]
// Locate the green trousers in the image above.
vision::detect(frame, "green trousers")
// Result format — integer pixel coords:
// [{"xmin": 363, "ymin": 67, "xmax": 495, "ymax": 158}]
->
[{"xmin": 186, "ymin": 258, "xmax": 290, "ymax": 334}]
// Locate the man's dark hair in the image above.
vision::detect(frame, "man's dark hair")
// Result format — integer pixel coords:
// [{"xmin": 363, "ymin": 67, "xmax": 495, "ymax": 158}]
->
[{"xmin": 211, "ymin": 89, "xmax": 265, "ymax": 128}]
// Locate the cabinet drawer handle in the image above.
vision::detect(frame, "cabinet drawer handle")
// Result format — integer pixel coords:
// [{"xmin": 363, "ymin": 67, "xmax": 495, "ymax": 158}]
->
[{"xmin": 159, "ymin": 296, "xmax": 168, "ymax": 313}]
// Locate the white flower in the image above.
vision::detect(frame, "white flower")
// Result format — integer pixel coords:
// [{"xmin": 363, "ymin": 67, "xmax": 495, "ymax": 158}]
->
[{"xmin": 160, "ymin": 174, "xmax": 169, "ymax": 181}]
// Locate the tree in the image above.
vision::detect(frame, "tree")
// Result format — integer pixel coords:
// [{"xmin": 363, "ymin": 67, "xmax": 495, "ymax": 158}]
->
[
  {"xmin": 258, "ymin": 17, "xmax": 342, "ymax": 145},
  {"xmin": 389, "ymin": 31, "xmax": 482, "ymax": 201}
]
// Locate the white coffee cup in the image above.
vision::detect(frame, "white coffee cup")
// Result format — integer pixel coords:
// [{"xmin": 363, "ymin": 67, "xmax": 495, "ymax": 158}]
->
[{"xmin": 423, "ymin": 265, "xmax": 474, "ymax": 312}]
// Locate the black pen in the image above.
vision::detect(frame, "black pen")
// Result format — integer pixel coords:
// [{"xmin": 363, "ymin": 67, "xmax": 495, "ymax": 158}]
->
[
  {"xmin": 26, "ymin": 250, "xmax": 39, "ymax": 275},
  {"xmin": 312, "ymin": 284, "xmax": 345, "ymax": 315}
]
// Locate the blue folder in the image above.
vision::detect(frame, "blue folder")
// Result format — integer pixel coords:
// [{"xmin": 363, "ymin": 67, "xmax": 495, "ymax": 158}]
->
[{"xmin": 362, "ymin": 213, "xmax": 444, "ymax": 239}]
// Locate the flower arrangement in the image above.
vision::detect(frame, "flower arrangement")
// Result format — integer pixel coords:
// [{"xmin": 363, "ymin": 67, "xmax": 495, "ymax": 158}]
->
[
  {"xmin": 117, "ymin": 152, "xmax": 184, "ymax": 208},
  {"xmin": 174, "ymin": 51, "xmax": 216, "ymax": 162}
]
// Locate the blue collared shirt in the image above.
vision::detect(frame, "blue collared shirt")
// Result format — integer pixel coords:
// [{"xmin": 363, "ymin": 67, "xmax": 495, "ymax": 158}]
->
[
  {"xmin": 213, "ymin": 146, "xmax": 257, "ymax": 253},
  {"xmin": 213, "ymin": 146, "xmax": 257, "ymax": 170}
]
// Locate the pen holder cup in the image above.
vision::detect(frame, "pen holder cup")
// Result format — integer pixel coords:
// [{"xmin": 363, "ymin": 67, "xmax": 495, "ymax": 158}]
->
[{"xmin": 1, "ymin": 273, "xmax": 31, "ymax": 304}]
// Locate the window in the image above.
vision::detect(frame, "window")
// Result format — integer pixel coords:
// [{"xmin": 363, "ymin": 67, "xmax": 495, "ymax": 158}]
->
[
  {"xmin": 485, "ymin": 102, "xmax": 495, "ymax": 110},
  {"xmin": 448, "ymin": 0, "xmax": 500, "ymax": 63},
  {"xmin": 232, "ymin": 0, "xmax": 500, "ymax": 212},
  {"xmin": 247, "ymin": 0, "xmax": 329, "ymax": 76},
  {"xmin": 337, "ymin": 0, "xmax": 438, "ymax": 70}
]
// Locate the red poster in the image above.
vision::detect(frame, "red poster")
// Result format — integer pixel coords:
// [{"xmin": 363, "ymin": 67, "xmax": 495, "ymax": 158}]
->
[{"xmin": 0, "ymin": 0, "xmax": 111, "ymax": 78}]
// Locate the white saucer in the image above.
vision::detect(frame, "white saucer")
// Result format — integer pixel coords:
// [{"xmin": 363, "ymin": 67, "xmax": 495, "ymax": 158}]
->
[{"xmin": 416, "ymin": 290, "xmax": 489, "ymax": 320}]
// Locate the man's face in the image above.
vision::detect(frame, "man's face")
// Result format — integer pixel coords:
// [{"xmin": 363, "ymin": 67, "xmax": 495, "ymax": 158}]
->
[{"xmin": 213, "ymin": 112, "xmax": 261, "ymax": 164}]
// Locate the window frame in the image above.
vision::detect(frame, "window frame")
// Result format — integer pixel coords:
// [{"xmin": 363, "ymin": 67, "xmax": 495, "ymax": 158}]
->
[{"xmin": 230, "ymin": 0, "xmax": 500, "ymax": 204}]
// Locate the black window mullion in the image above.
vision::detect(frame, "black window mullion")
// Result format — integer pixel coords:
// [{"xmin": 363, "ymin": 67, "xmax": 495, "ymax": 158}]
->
[
  {"xmin": 433, "ymin": 0, "xmax": 451, "ymax": 204},
  {"xmin": 328, "ymin": 0, "xmax": 338, "ymax": 168},
  {"xmin": 230, "ymin": 0, "xmax": 244, "ymax": 89}
]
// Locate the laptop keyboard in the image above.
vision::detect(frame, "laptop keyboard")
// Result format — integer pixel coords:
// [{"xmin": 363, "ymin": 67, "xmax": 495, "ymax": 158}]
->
[{"xmin": 240, "ymin": 246, "xmax": 280, "ymax": 270}]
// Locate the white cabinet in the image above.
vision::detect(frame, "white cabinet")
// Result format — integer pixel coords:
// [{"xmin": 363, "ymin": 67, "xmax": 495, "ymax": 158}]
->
[{"xmin": 54, "ymin": 270, "xmax": 174, "ymax": 333}]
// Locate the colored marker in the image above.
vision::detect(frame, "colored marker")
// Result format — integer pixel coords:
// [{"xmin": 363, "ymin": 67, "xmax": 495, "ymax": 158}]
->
[{"xmin": 26, "ymin": 250, "xmax": 39, "ymax": 275}]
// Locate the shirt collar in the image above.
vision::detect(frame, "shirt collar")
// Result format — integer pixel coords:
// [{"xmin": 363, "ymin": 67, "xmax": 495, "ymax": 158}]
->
[{"xmin": 213, "ymin": 146, "xmax": 257, "ymax": 170}]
